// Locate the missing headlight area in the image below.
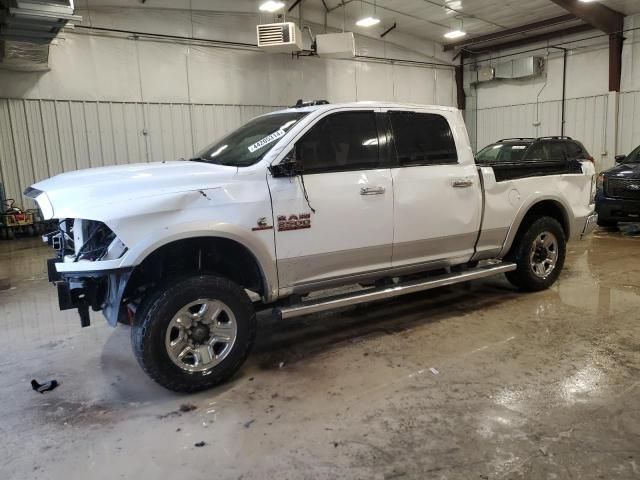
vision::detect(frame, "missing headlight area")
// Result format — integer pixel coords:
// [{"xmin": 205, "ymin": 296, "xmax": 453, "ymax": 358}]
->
[
  {"xmin": 43, "ymin": 219, "xmax": 126, "ymax": 262},
  {"xmin": 74, "ymin": 220, "xmax": 116, "ymax": 261}
]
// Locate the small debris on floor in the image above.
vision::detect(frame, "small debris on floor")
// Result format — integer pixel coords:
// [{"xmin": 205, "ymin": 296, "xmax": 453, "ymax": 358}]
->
[
  {"xmin": 429, "ymin": 367, "xmax": 439, "ymax": 375},
  {"xmin": 176, "ymin": 428, "xmax": 181, "ymax": 432},
  {"xmin": 194, "ymin": 441, "xmax": 206, "ymax": 447},
  {"xmin": 244, "ymin": 419, "xmax": 255, "ymax": 429},
  {"xmin": 31, "ymin": 379, "xmax": 59, "ymax": 394},
  {"xmin": 384, "ymin": 470, "xmax": 406, "ymax": 479},
  {"xmin": 158, "ymin": 403, "xmax": 198, "ymax": 419},
  {"xmin": 278, "ymin": 362, "xmax": 285, "ymax": 368}
]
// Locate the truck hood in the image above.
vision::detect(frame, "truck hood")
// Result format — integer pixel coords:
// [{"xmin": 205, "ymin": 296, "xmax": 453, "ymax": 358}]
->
[
  {"xmin": 28, "ymin": 161, "xmax": 247, "ymax": 220},
  {"xmin": 604, "ymin": 162, "xmax": 640, "ymax": 178}
]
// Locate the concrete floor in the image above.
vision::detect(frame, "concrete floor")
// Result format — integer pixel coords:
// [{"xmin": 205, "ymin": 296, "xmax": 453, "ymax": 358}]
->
[{"xmin": 1, "ymin": 226, "xmax": 640, "ymax": 480}]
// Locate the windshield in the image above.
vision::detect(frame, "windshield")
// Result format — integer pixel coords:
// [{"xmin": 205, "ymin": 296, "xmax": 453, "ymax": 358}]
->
[
  {"xmin": 624, "ymin": 145, "xmax": 640, "ymax": 164},
  {"xmin": 192, "ymin": 112, "xmax": 308, "ymax": 167},
  {"xmin": 476, "ymin": 143, "xmax": 530, "ymax": 163}
]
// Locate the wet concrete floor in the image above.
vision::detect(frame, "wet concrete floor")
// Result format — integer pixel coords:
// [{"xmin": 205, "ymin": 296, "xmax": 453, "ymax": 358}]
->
[{"xmin": 1, "ymin": 226, "xmax": 639, "ymax": 479}]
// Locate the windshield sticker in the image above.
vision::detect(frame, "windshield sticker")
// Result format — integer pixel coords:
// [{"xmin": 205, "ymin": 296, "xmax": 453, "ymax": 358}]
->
[{"xmin": 248, "ymin": 129, "xmax": 286, "ymax": 153}]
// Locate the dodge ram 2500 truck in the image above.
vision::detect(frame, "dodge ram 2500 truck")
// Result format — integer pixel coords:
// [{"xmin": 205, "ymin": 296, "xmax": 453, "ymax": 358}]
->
[{"xmin": 26, "ymin": 101, "xmax": 598, "ymax": 392}]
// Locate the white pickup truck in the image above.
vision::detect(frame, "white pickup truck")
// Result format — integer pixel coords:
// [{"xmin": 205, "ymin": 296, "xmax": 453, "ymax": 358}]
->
[{"xmin": 26, "ymin": 101, "xmax": 598, "ymax": 392}]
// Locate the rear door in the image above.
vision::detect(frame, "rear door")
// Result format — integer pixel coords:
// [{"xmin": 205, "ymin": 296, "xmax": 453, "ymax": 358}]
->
[
  {"xmin": 387, "ymin": 109, "xmax": 482, "ymax": 267},
  {"xmin": 268, "ymin": 108, "xmax": 394, "ymax": 290}
]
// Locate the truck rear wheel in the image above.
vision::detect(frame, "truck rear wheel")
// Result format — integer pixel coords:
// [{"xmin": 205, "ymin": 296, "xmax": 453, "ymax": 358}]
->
[
  {"xmin": 131, "ymin": 275, "xmax": 256, "ymax": 392},
  {"xmin": 505, "ymin": 216, "xmax": 566, "ymax": 292}
]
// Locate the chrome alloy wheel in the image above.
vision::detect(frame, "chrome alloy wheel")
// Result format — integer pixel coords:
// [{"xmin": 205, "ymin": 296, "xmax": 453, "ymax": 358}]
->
[
  {"xmin": 165, "ymin": 299, "xmax": 237, "ymax": 372},
  {"xmin": 529, "ymin": 231, "xmax": 559, "ymax": 279}
]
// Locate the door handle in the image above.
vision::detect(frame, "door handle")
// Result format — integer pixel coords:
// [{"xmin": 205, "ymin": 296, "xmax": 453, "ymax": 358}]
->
[
  {"xmin": 360, "ymin": 186, "xmax": 386, "ymax": 195},
  {"xmin": 452, "ymin": 179, "xmax": 474, "ymax": 188}
]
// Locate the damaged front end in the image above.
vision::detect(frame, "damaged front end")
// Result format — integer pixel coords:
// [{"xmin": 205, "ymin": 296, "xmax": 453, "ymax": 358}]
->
[{"xmin": 43, "ymin": 218, "xmax": 132, "ymax": 327}]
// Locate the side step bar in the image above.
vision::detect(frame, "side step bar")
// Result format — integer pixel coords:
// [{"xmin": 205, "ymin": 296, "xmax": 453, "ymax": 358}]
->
[{"xmin": 275, "ymin": 262, "xmax": 516, "ymax": 320}]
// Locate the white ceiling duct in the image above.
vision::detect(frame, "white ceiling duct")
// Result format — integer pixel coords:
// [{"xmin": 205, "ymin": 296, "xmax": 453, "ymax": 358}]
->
[{"xmin": 0, "ymin": 0, "xmax": 80, "ymax": 70}]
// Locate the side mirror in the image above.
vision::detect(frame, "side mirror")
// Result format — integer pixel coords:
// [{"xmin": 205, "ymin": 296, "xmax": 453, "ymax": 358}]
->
[
  {"xmin": 269, "ymin": 148, "xmax": 303, "ymax": 178},
  {"xmin": 615, "ymin": 154, "xmax": 626, "ymax": 164}
]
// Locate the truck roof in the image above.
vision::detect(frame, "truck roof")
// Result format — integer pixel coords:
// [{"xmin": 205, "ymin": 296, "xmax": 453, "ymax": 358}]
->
[{"xmin": 267, "ymin": 101, "xmax": 460, "ymax": 115}]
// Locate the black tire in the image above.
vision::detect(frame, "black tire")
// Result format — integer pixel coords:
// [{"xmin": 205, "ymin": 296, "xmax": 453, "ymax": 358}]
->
[
  {"xmin": 597, "ymin": 218, "xmax": 617, "ymax": 228},
  {"xmin": 131, "ymin": 274, "xmax": 256, "ymax": 393},
  {"xmin": 505, "ymin": 216, "xmax": 566, "ymax": 292}
]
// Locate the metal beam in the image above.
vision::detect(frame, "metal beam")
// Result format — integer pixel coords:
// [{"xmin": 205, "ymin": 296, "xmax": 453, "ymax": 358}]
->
[
  {"xmin": 549, "ymin": 0, "xmax": 625, "ymax": 92},
  {"xmin": 455, "ymin": 53, "xmax": 465, "ymax": 110},
  {"xmin": 443, "ymin": 14, "xmax": 577, "ymax": 51},
  {"xmin": 548, "ymin": 0, "xmax": 624, "ymax": 34},
  {"xmin": 609, "ymin": 32, "xmax": 623, "ymax": 92},
  {"xmin": 462, "ymin": 24, "xmax": 593, "ymax": 55},
  {"xmin": 288, "ymin": 0, "xmax": 304, "ymax": 12}
]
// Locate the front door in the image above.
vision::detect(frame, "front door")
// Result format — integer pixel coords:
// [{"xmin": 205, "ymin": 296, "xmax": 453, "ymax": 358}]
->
[
  {"xmin": 387, "ymin": 109, "xmax": 482, "ymax": 267},
  {"xmin": 267, "ymin": 109, "xmax": 394, "ymax": 291}
]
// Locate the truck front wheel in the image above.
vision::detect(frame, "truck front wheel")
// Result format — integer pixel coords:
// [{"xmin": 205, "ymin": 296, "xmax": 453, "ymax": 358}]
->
[
  {"xmin": 505, "ymin": 216, "xmax": 566, "ymax": 292},
  {"xmin": 131, "ymin": 275, "xmax": 256, "ymax": 392}
]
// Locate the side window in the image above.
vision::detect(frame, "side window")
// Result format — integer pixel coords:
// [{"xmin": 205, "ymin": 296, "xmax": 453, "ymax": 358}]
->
[
  {"xmin": 628, "ymin": 145, "xmax": 640, "ymax": 163},
  {"xmin": 389, "ymin": 112, "xmax": 458, "ymax": 166},
  {"xmin": 565, "ymin": 142, "xmax": 584, "ymax": 159},
  {"xmin": 296, "ymin": 111, "xmax": 380, "ymax": 174},
  {"xmin": 547, "ymin": 142, "xmax": 567, "ymax": 162},
  {"xmin": 524, "ymin": 143, "xmax": 548, "ymax": 162}
]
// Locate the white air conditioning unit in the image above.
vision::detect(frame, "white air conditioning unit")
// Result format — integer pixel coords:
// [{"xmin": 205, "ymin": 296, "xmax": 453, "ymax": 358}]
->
[{"xmin": 257, "ymin": 22, "xmax": 303, "ymax": 53}]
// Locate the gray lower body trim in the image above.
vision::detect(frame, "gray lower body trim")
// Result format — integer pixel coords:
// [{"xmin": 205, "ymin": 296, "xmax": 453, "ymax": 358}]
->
[
  {"xmin": 277, "ymin": 244, "xmax": 391, "ymax": 292},
  {"xmin": 286, "ymin": 257, "xmax": 454, "ymax": 295},
  {"xmin": 471, "ymin": 227, "xmax": 509, "ymax": 261},
  {"xmin": 278, "ymin": 231, "xmax": 508, "ymax": 295},
  {"xmin": 392, "ymin": 232, "xmax": 477, "ymax": 264}
]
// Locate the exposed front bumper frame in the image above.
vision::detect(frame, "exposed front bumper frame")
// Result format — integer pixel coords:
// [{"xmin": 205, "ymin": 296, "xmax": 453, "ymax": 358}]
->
[
  {"xmin": 49, "ymin": 258, "xmax": 133, "ymax": 327},
  {"xmin": 581, "ymin": 212, "xmax": 598, "ymax": 238}
]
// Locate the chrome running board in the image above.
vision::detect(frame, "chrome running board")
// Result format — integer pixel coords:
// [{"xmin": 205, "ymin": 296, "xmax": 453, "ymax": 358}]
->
[{"xmin": 275, "ymin": 262, "xmax": 517, "ymax": 320}]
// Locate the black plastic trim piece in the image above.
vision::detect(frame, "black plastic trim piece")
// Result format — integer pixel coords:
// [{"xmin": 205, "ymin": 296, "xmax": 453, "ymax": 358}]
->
[{"xmin": 23, "ymin": 187, "xmax": 42, "ymax": 198}]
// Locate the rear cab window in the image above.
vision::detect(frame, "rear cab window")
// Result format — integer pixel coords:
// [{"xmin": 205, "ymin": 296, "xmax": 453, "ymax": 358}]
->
[{"xmin": 388, "ymin": 111, "xmax": 458, "ymax": 166}]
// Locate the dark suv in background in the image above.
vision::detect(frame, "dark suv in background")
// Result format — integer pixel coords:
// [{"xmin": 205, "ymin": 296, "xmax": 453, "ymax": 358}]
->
[
  {"xmin": 475, "ymin": 137, "xmax": 594, "ymax": 181},
  {"xmin": 595, "ymin": 144, "xmax": 640, "ymax": 227}
]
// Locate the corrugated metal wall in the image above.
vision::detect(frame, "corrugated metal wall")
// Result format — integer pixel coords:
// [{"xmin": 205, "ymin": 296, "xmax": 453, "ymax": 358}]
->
[
  {"xmin": 475, "ymin": 95, "xmax": 609, "ymax": 161},
  {"xmin": 0, "ymin": 98, "xmax": 280, "ymax": 205},
  {"xmin": 618, "ymin": 90, "xmax": 640, "ymax": 155}
]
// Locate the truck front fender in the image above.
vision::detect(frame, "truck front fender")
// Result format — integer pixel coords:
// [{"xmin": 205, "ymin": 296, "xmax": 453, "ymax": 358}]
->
[{"xmin": 121, "ymin": 221, "xmax": 279, "ymax": 302}]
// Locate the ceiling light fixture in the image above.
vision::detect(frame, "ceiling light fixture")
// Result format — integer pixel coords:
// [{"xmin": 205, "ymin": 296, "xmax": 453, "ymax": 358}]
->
[
  {"xmin": 356, "ymin": 0, "xmax": 381, "ymax": 28},
  {"xmin": 444, "ymin": 16, "xmax": 466, "ymax": 40},
  {"xmin": 356, "ymin": 16, "xmax": 381, "ymax": 27},
  {"xmin": 259, "ymin": 1, "xmax": 285, "ymax": 13},
  {"xmin": 444, "ymin": 29, "xmax": 466, "ymax": 39}
]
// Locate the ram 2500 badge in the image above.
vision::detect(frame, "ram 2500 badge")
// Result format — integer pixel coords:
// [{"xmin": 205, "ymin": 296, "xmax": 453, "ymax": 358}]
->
[{"xmin": 26, "ymin": 101, "xmax": 598, "ymax": 392}]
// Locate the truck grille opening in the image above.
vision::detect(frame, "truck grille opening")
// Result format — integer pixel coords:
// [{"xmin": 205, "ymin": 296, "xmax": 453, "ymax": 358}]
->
[{"xmin": 605, "ymin": 178, "xmax": 640, "ymax": 200}]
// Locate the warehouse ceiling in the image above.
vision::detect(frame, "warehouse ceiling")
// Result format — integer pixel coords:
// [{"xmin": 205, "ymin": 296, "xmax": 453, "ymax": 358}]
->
[
  {"xmin": 45, "ymin": 0, "xmax": 640, "ymax": 58},
  {"xmin": 306, "ymin": 0, "xmax": 640, "ymax": 45}
]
